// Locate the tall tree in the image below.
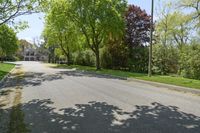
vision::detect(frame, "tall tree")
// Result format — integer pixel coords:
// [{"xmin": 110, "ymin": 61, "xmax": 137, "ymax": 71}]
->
[
  {"xmin": 157, "ymin": 11, "xmax": 191, "ymax": 49},
  {"xmin": 125, "ymin": 5, "xmax": 151, "ymax": 47},
  {"xmin": 154, "ymin": 3, "xmax": 192, "ymax": 74},
  {"xmin": 170, "ymin": 12, "xmax": 191, "ymax": 48},
  {"xmin": 156, "ymin": 1, "xmax": 193, "ymax": 49},
  {"xmin": 124, "ymin": 5, "xmax": 151, "ymax": 72},
  {"xmin": 43, "ymin": 0, "xmax": 79, "ymax": 65},
  {"xmin": 67, "ymin": 0, "xmax": 127, "ymax": 69},
  {"xmin": 0, "ymin": 24, "xmax": 18, "ymax": 62}
]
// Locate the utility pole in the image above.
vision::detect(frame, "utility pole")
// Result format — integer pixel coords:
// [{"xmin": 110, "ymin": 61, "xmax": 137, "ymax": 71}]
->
[{"xmin": 148, "ymin": 0, "xmax": 154, "ymax": 77}]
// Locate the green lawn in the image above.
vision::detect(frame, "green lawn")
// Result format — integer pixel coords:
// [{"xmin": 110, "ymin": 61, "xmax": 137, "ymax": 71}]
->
[
  {"xmin": 0, "ymin": 63, "xmax": 15, "ymax": 80},
  {"xmin": 50, "ymin": 64, "xmax": 200, "ymax": 90}
]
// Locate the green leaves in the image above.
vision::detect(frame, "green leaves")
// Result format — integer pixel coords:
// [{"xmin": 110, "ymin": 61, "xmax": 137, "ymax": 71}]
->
[
  {"xmin": 0, "ymin": 24, "xmax": 18, "ymax": 57},
  {"xmin": 179, "ymin": 42, "xmax": 200, "ymax": 79},
  {"xmin": 13, "ymin": 21, "xmax": 29, "ymax": 33},
  {"xmin": 0, "ymin": 0, "xmax": 42, "ymax": 25},
  {"xmin": 43, "ymin": 0, "xmax": 126, "ymax": 69},
  {"xmin": 43, "ymin": 0, "xmax": 81, "ymax": 64},
  {"xmin": 67, "ymin": 0, "xmax": 126, "ymax": 69},
  {"xmin": 156, "ymin": 10, "xmax": 192, "ymax": 49},
  {"xmin": 177, "ymin": 0, "xmax": 200, "ymax": 28}
]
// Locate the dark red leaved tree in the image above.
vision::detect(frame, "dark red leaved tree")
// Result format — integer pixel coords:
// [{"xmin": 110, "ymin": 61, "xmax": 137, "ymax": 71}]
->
[
  {"xmin": 124, "ymin": 5, "xmax": 151, "ymax": 72},
  {"xmin": 125, "ymin": 5, "xmax": 151, "ymax": 47}
]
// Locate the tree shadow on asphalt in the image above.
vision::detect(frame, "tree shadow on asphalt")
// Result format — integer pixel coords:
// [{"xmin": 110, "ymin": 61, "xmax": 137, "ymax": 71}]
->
[
  {"xmin": 1, "ymin": 70, "xmax": 125, "ymax": 88},
  {"xmin": 1, "ymin": 72, "xmax": 63, "ymax": 88},
  {"xmin": 21, "ymin": 72, "xmax": 63, "ymax": 86},
  {"xmin": 1, "ymin": 99, "xmax": 197, "ymax": 133},
  {"xmin": 0, "ymin": 89, "xmax": 13, "ymax": 133}
]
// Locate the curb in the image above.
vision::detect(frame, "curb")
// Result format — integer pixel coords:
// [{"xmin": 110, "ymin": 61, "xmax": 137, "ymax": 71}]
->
[
  {"xmin": 0, "ymin": 65, "xmax": 16, "ymax": 87},
  {"xmin": 127, "ymin": 78, "xmax": 200, "ymax": 95},
  {"xmin": 69, "ymin": 69, "xmax": 200, "ymax": 95},
  {"xmin": 80, "ymin": 70, "xmax": 127, "ymax": 80},
  {"xmin": 47, "ymin": 65, "xmax": 200, "ymax": 95}
]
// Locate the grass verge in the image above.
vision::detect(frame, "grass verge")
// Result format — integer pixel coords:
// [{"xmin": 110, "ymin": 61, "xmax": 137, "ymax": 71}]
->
[
  {"xmin": 50, "ymin": 64, "xmax": 200, "ymax": 90},
  {"xmin": 0, "ymin": 63, "xmax": 15, "ymax": 80}
]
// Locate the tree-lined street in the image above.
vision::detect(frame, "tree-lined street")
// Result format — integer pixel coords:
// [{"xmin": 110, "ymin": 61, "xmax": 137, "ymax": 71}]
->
[
  {"xmin": 1, "ymin": 61, "xmax": 200, "ymax": 133},
  {"xmin": 1, "ymin": 0, "xmax": 200, "ymax": 132}
]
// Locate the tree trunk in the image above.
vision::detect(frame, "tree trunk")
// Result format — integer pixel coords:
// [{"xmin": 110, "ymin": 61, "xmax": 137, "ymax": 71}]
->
[
  {"xmin": 95, "ymin": 49, "xmax": 100, "ymax": 70},
  {"xmin": 0, "ymin": 53, "xmax": 4, "ymax": 63},
  {"xmin": 52, "ymin": 48, "xmax": 55, "ymax": 64},
  {"xmin": 66, "ymin": 46, "xmax": 72, "ymax": 66},
  {"xmin": 48, "ymin": 54, "xmax": 51, "ymax": 63},
  {"xmin": 67, "ymin": 53, "xmax": 71, "ymax": 66}
]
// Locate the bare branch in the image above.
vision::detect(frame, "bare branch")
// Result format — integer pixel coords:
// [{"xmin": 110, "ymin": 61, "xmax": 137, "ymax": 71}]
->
[{"xmin": 0, "ymin": 0, "xmax": 41, "ymax": 25}]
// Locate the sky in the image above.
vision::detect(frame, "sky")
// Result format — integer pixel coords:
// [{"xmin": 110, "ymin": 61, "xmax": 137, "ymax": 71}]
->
[{"xmin": 15, "ymin": 0, "xmax": 153, "ymax": 42}]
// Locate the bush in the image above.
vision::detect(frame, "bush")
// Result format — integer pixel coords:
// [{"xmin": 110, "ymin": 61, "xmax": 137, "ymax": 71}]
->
[
  {"xmin": 101, "ymin": 39, "xmax": 129, "ymax": 69},
  {"xmin": 128, "ymin": 46, "xmax": 149, "ymax": 73},
  {"xmin": 153, "ymin": 44, "xmax": 179, "ymax": 75},
  {"xmin": 179, "ymin": 44, "xmax": 200, "ymax": 79},
  {"xmin": 74, "ymin": 50, "xmax": 95, "ymax": 66},
  {"xmin": 0, "ymin": 55, "xmax": 19, "ymax": 61},
  {"xmin": 100, "ymin": 48, "xmax": 113, "ymax": 69}
]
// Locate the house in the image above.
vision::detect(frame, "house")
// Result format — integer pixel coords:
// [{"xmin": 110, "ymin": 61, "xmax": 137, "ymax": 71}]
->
[
  {"xmin": 18, "ymin": 39, "xmax": 48, "ymax": 62},
  {"xmin": 24, "ymin": 48, "xmax": 37, "ymax": 61}
]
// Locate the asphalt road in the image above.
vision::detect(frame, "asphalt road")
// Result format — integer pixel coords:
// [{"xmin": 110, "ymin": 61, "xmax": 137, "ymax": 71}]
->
[{"xmin": 1, "ymin": 61, "xmax": 200, "ymax": 133}]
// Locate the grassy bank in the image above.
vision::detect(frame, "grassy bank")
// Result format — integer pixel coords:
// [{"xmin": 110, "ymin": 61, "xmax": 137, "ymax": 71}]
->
[
  {"xmin": 50, "ymin": 64, "xmax": 200, "ymax": 90},
  {"xmin": 0, "ymin": 63, "xmax": 15, "ymax": 80}
]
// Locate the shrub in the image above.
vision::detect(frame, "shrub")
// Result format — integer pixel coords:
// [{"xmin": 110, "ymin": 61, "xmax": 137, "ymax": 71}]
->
[
  {"xmin": 101, "ymin": 39, "xmax": 129, "ymax": 70},
  {"xmin": 128, "ymin": 46, "xmax": 149, "ymax": 73},
  {"xmin": 100, "ymin": 48, "xmax": 113, "ymax": 69},
  {"xmin": 153, "ymin": 44, "xmax": 179, "ymax": 75},
  {"xmin": 179, "ymin": 44, "xmax": 200, "ymax": 79},
  {"xmin": 74, "ymin": 50, "xmax": 95, "ymax": 66}
]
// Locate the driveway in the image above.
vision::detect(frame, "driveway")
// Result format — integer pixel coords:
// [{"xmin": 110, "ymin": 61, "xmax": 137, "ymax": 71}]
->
[{"xmin": 1, "ymin": 61, "xmax": 200, "ymax": 133}]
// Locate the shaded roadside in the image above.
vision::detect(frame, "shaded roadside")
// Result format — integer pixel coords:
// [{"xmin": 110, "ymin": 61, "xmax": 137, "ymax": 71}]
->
[
  {"xmin": 48, "ymin": 63, "xmax": 200, "ymax": 90},
  {"xmin": 49, "ymin": 64, "xmax": 200, "ymax": 95},
  {"xmin": 7, "ymin": 88, "xmax": 29, "ymax": 133},
  {"xmin": 1, "ymin": 62, "xmax": 200, "ymax": 133},
  {"xmin": 0, "ymin": 65, "xmax": 29, "ymax": 133}
]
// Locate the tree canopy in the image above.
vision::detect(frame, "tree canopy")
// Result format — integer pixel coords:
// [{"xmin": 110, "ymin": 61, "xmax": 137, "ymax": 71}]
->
[
  {"xmin": 43, "ymin": 0, "xmax": 80, "ymax": 65},
  {"xmin": 0, "ymin": 24, "xmax": 18, "ymax": 59},
  {"xmin": 43, "ymin": 0, "xmax": 127, "ymax": 69},
  {"xmin": 125, "ymin": 5, "xmax": 151, "ymax": 47},
  {"xmin": 24, "ymin": 0, "xmax": 200, "ymax": 79},
  {"xmin": 178, "ymin": 0, "xmax": 200, "ymax": 28},
  {"xmin": 67, "ymin": 0, "xmax": 127, "ymax": 69},
  {"xmin": 0, "ymin": 0, "xmax": 43, "ymax": 25}
]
